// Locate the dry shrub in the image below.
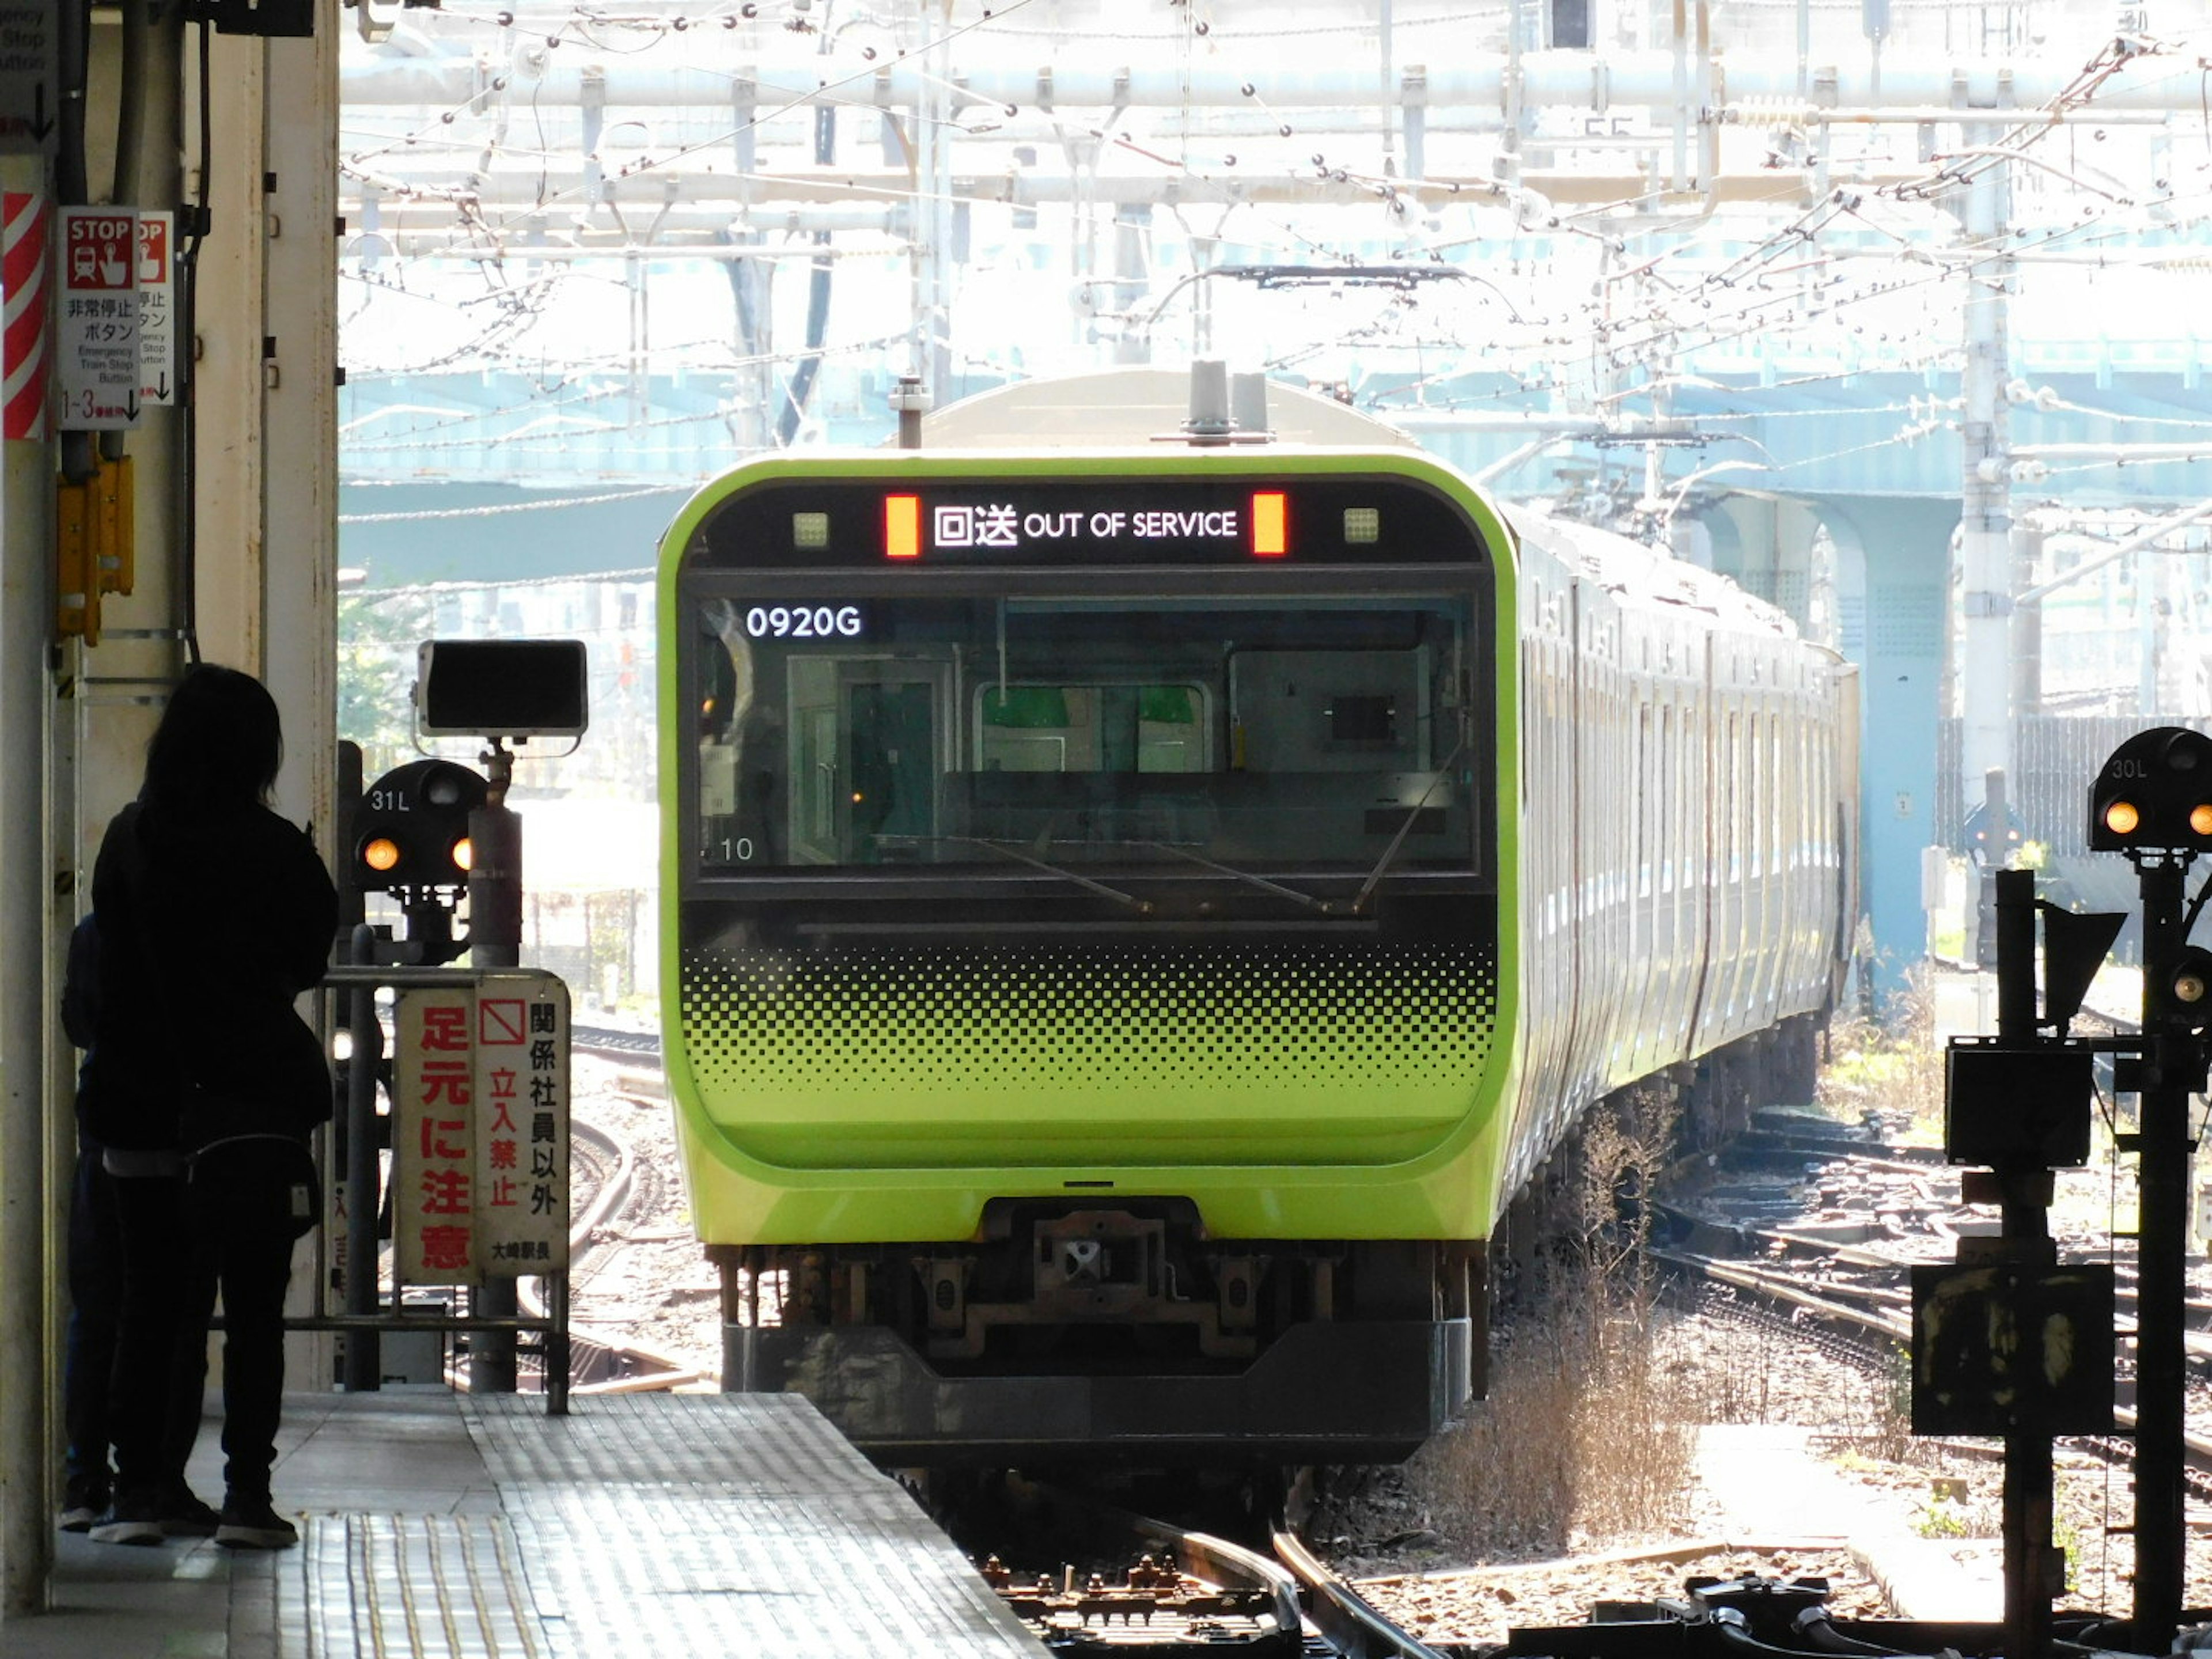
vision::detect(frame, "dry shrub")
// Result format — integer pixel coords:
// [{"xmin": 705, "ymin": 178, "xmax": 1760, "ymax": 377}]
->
[
  {"xmin": 1815, "ymin": 965, "xmax": 1944, "ymax": 1138},
  {"xmin": 1412, "ymin": 1093, "xmax": 1709, "ymax": 1558}
]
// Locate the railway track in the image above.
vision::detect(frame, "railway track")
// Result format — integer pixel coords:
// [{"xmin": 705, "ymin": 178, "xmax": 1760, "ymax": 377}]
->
[
  {"xmin": 571, "ymin": 1022, "xmax": 663, "ymax": 1060},
  {"xmin": 957, "ymin": 1476, "xmax": 1940, "ymax": 1658},
  {"xmin": 954, "ymin": 1479, "xmax": 1459, "ymax": 1657},
  {"xmin": 506, "ymin": 1104, "xmax": 702, "ymax": 1394},
  {"xmin": 1657, "ymin": 1113, "xmax": 2212, "ymax": 1502}
]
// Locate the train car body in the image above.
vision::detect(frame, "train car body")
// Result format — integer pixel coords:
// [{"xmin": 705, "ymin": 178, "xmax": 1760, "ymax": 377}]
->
[{"xmin": 658, "ymin": 440, "xmax": 1858, "ymax": 1465}]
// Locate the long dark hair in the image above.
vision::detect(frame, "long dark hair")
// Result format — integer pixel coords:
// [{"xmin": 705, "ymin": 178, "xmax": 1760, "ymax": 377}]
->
[{"xmin": 141, "ymin": 664, "xmax": 283, "ymax": 813}]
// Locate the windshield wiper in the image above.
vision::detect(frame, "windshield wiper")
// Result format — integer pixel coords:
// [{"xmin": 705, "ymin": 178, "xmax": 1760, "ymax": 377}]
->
[
  {"xmin": 1351, "ymin": 726, "xmax": 1471, "ymax": 915},
  {"xmin": 948, "ymin": 834, "xmax": 1153, "ymax": 913},
  {"xmin": 1137, "ymin": 842, "xmax": 1336, "ymax": 913}
]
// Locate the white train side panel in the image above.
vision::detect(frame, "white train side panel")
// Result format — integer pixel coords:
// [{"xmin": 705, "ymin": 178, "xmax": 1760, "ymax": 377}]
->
[{"xmin": 1502, "ymin": 508, "xmax": 1859, "ymax": 1196}]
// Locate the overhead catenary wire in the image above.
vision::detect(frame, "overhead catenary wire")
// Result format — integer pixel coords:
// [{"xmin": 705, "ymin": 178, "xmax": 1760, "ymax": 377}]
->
[{"xmin": 327, "ymin": 2, "xmax": 2212, "ymax": 495}]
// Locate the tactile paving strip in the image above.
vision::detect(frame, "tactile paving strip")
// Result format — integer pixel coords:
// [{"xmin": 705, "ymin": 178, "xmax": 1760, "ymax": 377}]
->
[
  {"xmin": 463, "ymin": 1393, "xmax": 1042, "ymax": 1659},
  {"xmin": 259, "ymin": 1514, "xmax": 544, "ymax": 1659},
  {"xmin": 245, "ymin": 1393, "xmax": 1040, "ymax": 1659}
]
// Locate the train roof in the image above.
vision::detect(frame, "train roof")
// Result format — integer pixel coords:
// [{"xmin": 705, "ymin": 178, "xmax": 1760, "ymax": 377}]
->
[
  {"xmin": 1503, "ymin": 504, "xmax": 1802, "ymax": 641},
  {"xmin": 919, "ymin": 368, "xmax": 1422, "ymax": 449},
  {"xmin": 915, "ymin": 369, "xmax": 1800, "ymax": 643}
]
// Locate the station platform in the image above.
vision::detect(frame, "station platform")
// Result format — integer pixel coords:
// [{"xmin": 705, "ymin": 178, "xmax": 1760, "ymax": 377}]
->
[{"xmin": 9, "ymin": 1389, "xmax": 1046, "ymax": 1659}]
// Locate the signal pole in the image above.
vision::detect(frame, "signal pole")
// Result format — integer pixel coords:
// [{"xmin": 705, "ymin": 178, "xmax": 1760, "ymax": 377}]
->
[
  {"xmin": 468, "ymin": 737, "xmax": 523, "ymax": 1394},
  {"xmin": 2083, "ymin": 725, "xmax": 2212, "ymax": 1652},
  {"xmin": 1916, "ymin": 870, "xmax": 2122, "ymax": 1659},
  {"xmin": 1991, "ymin": 869, "xmax": 2059, "ymax": 1659},
  {"xmin": 2128, "ymin": 851, "xmax": 2191, "ymax": 1650}
]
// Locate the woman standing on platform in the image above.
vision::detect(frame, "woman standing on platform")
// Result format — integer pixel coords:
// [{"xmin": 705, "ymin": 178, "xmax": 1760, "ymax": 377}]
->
[{"xmin": 79, "ymin": 664, "xmax": 338, "ymax": 1550}]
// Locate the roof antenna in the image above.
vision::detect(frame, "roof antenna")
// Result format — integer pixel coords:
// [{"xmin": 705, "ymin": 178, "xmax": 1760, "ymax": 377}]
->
[
  {"xmin": 891, "ymin": 374, "xmax": 931, "ymax": 449},
  {"xmin": 1184, "ymin": 358, "xmax": 1232, "ymax": 445},
  {"xmin": 1230, "ymin": 372, "xmax": 1272, "ymax": 441}
]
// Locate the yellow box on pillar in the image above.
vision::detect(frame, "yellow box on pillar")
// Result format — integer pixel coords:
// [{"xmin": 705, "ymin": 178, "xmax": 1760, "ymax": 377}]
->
[
  {"xmin": 55, "ymin": 472, "xmax": 100, "ymax": 645},
  {"xmin": 94, "ymin": 453, "xmax": 133, "ymax": 596},
  {"xmin": 54, "ymin": 453, "xmax": 135, "ymax": 645}
]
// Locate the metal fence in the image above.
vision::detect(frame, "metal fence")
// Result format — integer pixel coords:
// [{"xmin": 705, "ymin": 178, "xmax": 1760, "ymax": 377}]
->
[{"xmin": 1938, "ymin": 715, "xmax": 2212, "ymax": 859}]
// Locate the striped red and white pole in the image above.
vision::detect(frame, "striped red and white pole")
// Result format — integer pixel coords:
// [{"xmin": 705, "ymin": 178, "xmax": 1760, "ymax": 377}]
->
[{"xmin": 2, "ymin": 192, "xmax": 47, "ymax": 442}]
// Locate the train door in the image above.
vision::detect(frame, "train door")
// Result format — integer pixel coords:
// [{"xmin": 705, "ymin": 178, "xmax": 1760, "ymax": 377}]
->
[{"xmin": 788, "ymin": 658, "xmax": 949, "ymax": 863}]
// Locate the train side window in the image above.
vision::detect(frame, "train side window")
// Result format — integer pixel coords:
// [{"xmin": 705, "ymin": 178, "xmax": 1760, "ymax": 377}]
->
[
  {"xmin": 1726, "ymin": 712, "xmax": 1742, "ymax": 884},
  {"xmin": 1743, "ymin": 712, "xmax": 1760, "ymax": 885},
  {"xmin": 1637, "ymin": 704, "xmax": 1653, "ymax": 901}
]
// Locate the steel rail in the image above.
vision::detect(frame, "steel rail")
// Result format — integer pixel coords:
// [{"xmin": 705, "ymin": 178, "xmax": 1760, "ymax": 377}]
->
[
  {"xmin": 1664, "ymin": 1238, "xmax": 2212, "ymax": 1483},
  {"xmin": 1273, "ymin": 1527, "xmax": 1457, "ymax": 1659}
]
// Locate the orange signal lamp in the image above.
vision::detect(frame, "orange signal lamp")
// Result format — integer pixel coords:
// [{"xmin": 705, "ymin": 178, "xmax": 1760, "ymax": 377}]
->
[
  {"xmin": 363, "ymin": 836, "xmax": 402, "ymax": 873},
  {"xmin": 2191, "ymin": 803, "xmax": 2212, "ymax": 836},
  {"xmin": 452, "ymin": 838, "xmax": 474, "ymax": 873},
  {"xmin": 2105, "ymin": 801, "xmax": 2141, "ymax": 836}
]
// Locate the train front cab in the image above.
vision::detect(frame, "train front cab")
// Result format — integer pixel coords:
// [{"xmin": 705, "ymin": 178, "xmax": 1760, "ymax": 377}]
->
[{"xmin": 658, "ymin": 453, "xmax": 1521, "ymax": 1464}]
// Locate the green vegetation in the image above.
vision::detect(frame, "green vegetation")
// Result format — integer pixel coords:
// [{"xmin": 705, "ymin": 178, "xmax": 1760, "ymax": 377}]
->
[
  {"xmin": 1814, "ymin": 969, "xmax": 1945, "ymax": 1139},
  {"xmin": 1914, "ymin": 1494, "xmax": 1969, "ymax": 1538},
  {"xmin": 338, "ymin": 587, "xmax": 435, "ymax": 779}
]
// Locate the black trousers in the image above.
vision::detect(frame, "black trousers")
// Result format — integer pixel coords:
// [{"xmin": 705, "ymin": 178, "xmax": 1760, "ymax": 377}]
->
[
  {"xmin": 111, "ymin": 1170, "xmax": 297, "ymax": 1503},
  {"xmin": 108, "ymin": 1173, "xmax": 203, "ymax": 1495},
  {"xmin": 177, "ymin": 1194, "xmax": 297, "ymax": 1505},
  {"xmin": 64, "ymin": 1136, "xmax": 121, "ymax": 1488}
]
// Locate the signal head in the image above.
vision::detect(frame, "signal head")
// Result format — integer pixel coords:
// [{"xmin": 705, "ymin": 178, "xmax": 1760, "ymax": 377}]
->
[
  {"xmin": 351, "ymin": 757, "xmax": 488, "ymax": 897},
  {"xmin": 2164, "ymin": 946, "xmax": 2212, "ymax": 1033},
  {"xmin": 2087, "ymin": 726, "xmax": 2212, "ymax": 856}
]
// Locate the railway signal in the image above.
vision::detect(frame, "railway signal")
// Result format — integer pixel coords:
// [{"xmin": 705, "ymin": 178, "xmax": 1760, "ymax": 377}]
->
[
  {"xmin": 1930, "ymin": 726, "xmax": 2212, "ymax": 1655},
  {"xmin": 351, "ymin": 757, "xmax": 485, "ymax": 896},
  {"xmin": 349, "ymin": 757, "xmax": 487, "ymax": 965},
  {"xmin": 2081, "ymin": 725, "xmax": 2212, "ymax": 1652},
  {"xmin": 2086, "ymin": 725, "xmax": 2212, "ymax": 853},
  {"xmin": 1918, "ymin": 866, "xmax": 2123, "ymax": 1659}
]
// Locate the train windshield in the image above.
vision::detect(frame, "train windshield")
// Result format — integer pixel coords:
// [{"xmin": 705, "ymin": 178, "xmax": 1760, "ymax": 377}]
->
[{"xmin": 691, "ymin": 592, "xmax": 1481, "ymax": 876}]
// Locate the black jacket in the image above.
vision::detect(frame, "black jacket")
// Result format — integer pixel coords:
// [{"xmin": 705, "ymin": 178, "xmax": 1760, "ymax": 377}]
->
[{"xmin": 79, "ymin": 800, "xmax": 339, "ymax": 1151}]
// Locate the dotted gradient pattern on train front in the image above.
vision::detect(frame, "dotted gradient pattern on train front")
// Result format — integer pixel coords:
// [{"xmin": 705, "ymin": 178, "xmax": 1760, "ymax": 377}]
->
[{"xmin": 680, "ymin": 940, "xmax": 1498, "ymax": 1104}]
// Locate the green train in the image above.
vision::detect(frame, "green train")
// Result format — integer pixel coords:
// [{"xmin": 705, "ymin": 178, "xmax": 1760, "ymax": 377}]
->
[{"xmin": 658, "ymin": 440, "xmax": 1858, "ymax": 1464}]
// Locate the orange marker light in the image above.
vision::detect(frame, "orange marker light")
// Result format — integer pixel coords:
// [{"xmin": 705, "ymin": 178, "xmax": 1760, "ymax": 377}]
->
[
  {"xmin": 885, "ymin": 494, "xmax": 922, "ymax": 558},
  {"xmin": 2192, "ymin": 804, "xmax": 2212, "ymax": 837},
  {"xmin": 1252, "ymin": 491, "xmax": 1287, "ymax": 557},
  {"xmin": 363, "ymin": 836, "xmax": 402, "ymax": 873},
  {"xmin": 2105, "ymin": 800, "xmax": 2141, "ymax": 836},
  {"xmin": 452, "ymin": 837, "xmax": 474, "ymax": 873}
]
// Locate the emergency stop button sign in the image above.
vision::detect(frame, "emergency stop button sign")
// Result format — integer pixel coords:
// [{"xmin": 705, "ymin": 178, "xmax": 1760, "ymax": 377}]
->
[{"xmin": 56, "ymin": 206, "xmax": 139, "ymax": 430}]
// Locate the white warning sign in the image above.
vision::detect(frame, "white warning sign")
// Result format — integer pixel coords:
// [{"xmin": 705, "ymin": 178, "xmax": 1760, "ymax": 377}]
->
[
  {"xmin": 137, "ymin": 210, "xmax": 173, "ymax": 407},
  {"xmin": 0, "ymin": 0, "xmax": 58, "ymax": 157},
  {"xmin": 56, "ymin": 206, "xmax": 139, "ymax": 430}
]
